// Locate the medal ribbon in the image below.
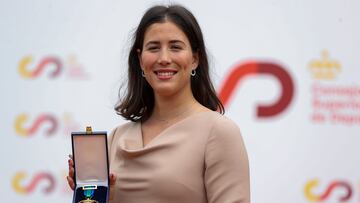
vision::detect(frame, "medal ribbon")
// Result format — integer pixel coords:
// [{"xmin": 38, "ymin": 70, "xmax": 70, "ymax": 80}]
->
[{"xmin": 82, "ymin": 185, "xmax": 97, "ymax": 199}]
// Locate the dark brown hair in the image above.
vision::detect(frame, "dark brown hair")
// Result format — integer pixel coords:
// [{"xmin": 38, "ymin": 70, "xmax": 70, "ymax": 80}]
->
[{"xmin": 115, "ymin": 4, "xmax": 224, "ymax": 122}]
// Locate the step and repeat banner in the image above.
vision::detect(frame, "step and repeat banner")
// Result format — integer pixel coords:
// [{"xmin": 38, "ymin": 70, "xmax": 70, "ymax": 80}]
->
[{"xmin": 1, "ymin": 0, "xmax": 359, "ymax": 202}]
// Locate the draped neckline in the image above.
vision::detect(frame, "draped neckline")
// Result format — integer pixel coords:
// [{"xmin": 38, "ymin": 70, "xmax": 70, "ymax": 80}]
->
[{"xmin": 118, "ymin": 111, "xmax": 216, "ymax": 153}]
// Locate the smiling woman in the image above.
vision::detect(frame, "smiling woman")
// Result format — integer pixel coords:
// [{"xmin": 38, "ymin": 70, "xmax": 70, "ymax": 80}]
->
[
  {"xmin": 67, "ymin": 4, "xmax": 250, "ymax": 203},
  {"xmin": 139, "ymin": 21, "xmax": 198, "ymax": 99},
  {"xmin": 116, "ymin": 4, "xmax": 225, "ymax": 123}
]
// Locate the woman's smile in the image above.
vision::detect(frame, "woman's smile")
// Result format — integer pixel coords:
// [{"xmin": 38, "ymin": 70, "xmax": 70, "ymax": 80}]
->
[{"xmin": 154, "ymin": 69, "xmax": 178, "ymax": 80}]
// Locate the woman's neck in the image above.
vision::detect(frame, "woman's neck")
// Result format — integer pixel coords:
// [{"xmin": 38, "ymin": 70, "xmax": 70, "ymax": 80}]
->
[{"xmin": 151, "ymin": 89, "xmax": 198, "ymax": 121}]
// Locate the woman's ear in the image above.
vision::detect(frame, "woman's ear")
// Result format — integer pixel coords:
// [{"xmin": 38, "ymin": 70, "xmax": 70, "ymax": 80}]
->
[
  {"xmin": 137, "ymin": 49, "xmax": 143, "ymax": 67},
  {"xmin": 192, "ymin": 52, "xmax": 199, "ymax": 70}
]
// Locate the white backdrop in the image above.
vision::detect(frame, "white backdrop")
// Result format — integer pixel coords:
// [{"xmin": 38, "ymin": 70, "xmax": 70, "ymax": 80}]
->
[{"xmin": 1, "ymin": 0, "xmax": 360, "ymax": 202}]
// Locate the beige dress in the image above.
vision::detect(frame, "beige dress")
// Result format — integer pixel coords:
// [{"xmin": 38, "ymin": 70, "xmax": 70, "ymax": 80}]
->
[{"xmin": 108, "ymin": 111, "xmax": 250, "ymax": 203}]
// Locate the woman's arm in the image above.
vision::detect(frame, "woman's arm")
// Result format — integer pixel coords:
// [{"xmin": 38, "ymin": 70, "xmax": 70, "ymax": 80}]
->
[{"xmin": 204, "ymin": 117, "xmax": 250, "ymax": 203}]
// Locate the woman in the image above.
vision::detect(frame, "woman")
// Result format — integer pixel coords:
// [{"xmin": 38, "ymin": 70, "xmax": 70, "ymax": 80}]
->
[{"xmin": 68, "ymin": 4, "xmax": 250, "ymax": 203}]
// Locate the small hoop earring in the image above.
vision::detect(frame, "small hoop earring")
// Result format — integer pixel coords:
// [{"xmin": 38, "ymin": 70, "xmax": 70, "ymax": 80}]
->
[
  {"xmin": 142, "ymin": 70, "xmax": 145, "ymax": 77},
  {"xmin": 191, "ymin": 69, "xmax": 196, "ymax": 76}
]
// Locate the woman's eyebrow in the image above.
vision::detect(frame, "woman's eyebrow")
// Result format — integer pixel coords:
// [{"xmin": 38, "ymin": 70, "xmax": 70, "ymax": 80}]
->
[
  {"xmin": 144, "ymin": 39, "xmax": 186, "ymax": 47},
  {"xmin": 144, "ymin": 41, "xmax": 160, "ymax": 47},
  {"xmin": 169, "ymin": 40, "xmax": 185, "ymax": 45}
]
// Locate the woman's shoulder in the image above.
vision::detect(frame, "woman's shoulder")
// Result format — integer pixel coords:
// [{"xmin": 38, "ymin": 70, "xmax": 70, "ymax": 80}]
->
[
  {"xmin": 111, "ymin": 121, "xmax": 136, "ymax": 134},
  {"xmin": 108, "ymin": 121, "xmax": 137, "ymax": 143},
  {"xmin": 203, "ymin": 111, "xmax": 240, "ymax": 131},
  {"xmin": 192, "ymin": 111, "xmax": 241, "ymax": 139},
  {"xmin": 201, "ymin": 111, "xmax": 242, "ymax": 141}
]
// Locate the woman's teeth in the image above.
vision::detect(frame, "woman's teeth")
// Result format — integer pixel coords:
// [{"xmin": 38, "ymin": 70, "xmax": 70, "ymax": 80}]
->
[{"xmin": 157, "ymin": 72, "xmax": 175, "ymax": 76}]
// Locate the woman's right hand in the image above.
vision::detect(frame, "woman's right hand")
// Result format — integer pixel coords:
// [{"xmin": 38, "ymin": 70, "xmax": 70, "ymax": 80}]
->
[
  {"xmin": 67, "ymin": 155, "xmax": 76, "ymax": 190},
  {"xmin": 66, "ymin": 154, "xmax": 117, "ymax": 190}
]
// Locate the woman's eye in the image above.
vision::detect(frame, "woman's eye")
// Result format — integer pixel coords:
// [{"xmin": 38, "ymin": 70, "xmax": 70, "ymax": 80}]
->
[
  {"xmin": 171, "ymin": 45, "xmax": 182, "ymax": 50},
  {"xmin": 147, "ymin": 47, "xmax": 159, "ymax": 51}
]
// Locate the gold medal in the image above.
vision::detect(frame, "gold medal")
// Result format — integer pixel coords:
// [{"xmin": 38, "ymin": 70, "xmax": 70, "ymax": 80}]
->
[{"xmin": 79, "ymin": 198, "xmax": 99, "ymax": 203}]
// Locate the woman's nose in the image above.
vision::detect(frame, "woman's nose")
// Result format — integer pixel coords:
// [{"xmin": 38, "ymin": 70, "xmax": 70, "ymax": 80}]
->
[{"xmin": 157, "ymin": 49, "xmax": 171, "ymax": 65}]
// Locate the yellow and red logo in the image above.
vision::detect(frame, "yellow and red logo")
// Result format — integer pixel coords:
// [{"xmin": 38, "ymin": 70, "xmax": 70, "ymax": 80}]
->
[
  {"xmin": 12, "ymin": 171, "xmax": 72, "ymax": 195},
  {"xmin": 18, "ymin": 56, "xmax": 62, "ymax": 78},
  {"xmin": 18, "ymin": 55, "xmax": 89, "ymax": 79},
  {"xmin": 304, "ymin": 179, "xmax": 352, "ymax": 202},
  {"xmin": 218, "ymin": 60, "xmax": 295, "ymax": 118},
  {"xmin": 14, "ymin": 113, "xmax": 80, "ymax": 137},
  {"xmin": 14, "ymin": 113, "xmax": 58, "ymax": 137},
  {"xmin": 12, "ymin": 172, "xmax": 56, "ymax": 194}
]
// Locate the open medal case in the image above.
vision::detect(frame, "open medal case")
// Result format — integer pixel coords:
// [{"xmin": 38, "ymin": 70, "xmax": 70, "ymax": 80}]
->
[{"xmin": 71, "ymin": 127, "xmax": 109, "ymax": 203}]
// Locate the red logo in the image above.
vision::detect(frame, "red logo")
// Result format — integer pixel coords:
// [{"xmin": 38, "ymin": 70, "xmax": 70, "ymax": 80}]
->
[{"xmin": 218, "ymin": 61, "xmax": 295, "ymax": 117}]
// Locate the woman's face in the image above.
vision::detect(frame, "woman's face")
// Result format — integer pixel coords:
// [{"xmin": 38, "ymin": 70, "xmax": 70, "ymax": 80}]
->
[{"xmin": 139, "ymin": 21, "xmax": 198, "ymax": 98}]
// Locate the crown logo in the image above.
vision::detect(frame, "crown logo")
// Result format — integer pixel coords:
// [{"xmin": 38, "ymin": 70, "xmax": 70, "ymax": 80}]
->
[{"xmin": 309, "ymin": 50, "xmax": 341, "ymax": 80}]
